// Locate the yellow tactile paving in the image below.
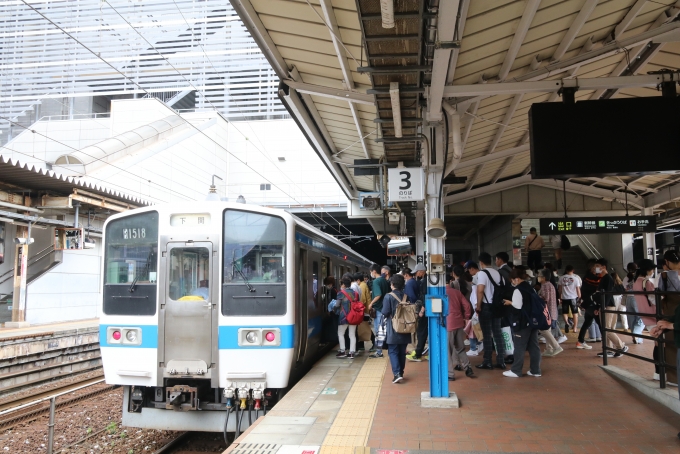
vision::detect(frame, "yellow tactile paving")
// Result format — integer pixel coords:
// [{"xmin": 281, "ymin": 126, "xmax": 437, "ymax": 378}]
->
[{"xmin": 319, "ymin": 357, "xmax": 387, "ymax": 452}]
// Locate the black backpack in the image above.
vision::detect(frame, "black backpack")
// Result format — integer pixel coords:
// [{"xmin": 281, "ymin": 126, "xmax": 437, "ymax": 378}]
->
[
  {"xmin": 561, "ymin": 235, "xmax": 571, "ymax": 250},
  {"xmin": 481, "ymin": 269, "xmax": 506, "ymax": 317}
]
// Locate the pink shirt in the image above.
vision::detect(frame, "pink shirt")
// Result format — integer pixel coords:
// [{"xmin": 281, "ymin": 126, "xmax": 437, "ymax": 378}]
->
[
  {"xmin": 633, "ymin": 276, "xmax": 656, "ymax": 326},
  {"xmin": 539, "ymin": 282, "xmax": 558, "ymax": 320},
  {"xmin": 446, "ymin": 287, "xmax": 472, "ymax": 330}
]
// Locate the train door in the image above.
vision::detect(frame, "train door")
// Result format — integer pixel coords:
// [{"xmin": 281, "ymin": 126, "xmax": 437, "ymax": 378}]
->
[
  {"xmin": 162, "ymin": 242, "xmax": 214, "ymax": 376},
  {"xmin": 296, "ymin": 248, "xmax": 308, "ymax": 364}
]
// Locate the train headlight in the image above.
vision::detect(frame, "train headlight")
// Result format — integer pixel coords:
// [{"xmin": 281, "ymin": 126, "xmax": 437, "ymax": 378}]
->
[
  {"xmin": 126, "ymin": 330, "xmax": 138, "ymax": 342},
  {"xmin": 246, "ymin": 331, "xmax": 258, "ymax": 344}
]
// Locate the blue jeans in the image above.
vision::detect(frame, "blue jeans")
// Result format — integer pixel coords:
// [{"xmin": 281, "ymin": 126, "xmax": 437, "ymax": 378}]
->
[
  {"xmin": 470, "ymin": 338, "xmax": 479, "ymax": 351},
  {"xmin": 388, "ymin": 343, "xmax": 407, "ymax": 376},
  {"xmin": 373, "ymin": 311, "xmax": 385, "ymax": 350}
]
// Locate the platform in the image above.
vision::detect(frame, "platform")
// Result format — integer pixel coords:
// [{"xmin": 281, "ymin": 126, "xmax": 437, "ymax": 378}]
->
[
  {"xmin": 0, "ymin": 319, "xmax": 100, "ymax": 390},
  {"xmin": 229, "ymin": 331, "xmax": 680, "ymax": 454}
]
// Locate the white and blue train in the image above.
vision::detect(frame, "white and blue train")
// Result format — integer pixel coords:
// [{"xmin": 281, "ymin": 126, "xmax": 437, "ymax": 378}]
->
[{"xmin": 99, "ymin": 202, "xmax": 372, "ymax": 432}]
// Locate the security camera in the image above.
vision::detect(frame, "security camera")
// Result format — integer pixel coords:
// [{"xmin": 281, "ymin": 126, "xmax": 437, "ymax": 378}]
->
[
  {"xmin": 378, "ymin": 234, "xmax": 391, "ymax": 248},
  {"xmin": 14, "ymin": 237, "xmax": 34, "ymax": 245}
]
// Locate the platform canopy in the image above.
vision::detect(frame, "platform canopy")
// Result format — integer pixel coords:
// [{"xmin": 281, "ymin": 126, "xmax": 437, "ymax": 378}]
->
[{"xmin": 231, "ymin": 0, "xmax": 680, "ymax": 225}]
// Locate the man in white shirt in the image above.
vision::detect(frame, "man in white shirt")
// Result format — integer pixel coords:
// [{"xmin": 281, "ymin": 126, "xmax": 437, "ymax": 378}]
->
[
  {"xmin": 470, "ymin": 253, "xmax": 507, "ymax": 370},
  {"xmin": 558, "ymin": 265, "xmax": 582, "ymax": 333}
]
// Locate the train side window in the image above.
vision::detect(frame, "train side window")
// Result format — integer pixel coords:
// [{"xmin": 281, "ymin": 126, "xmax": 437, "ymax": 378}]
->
[
  {"xmin": 103, "ymin": 211, "xmax": 159, "ymax": 316},
  {"xmin": 312, "ymin": 260, "xmax": 319, "ymax": 306}
]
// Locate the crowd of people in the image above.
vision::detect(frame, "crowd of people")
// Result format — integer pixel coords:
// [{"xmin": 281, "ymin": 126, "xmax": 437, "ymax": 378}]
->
[{"xmin": 327, "ymin": 239, "xmax": 680, "ymax": 438}]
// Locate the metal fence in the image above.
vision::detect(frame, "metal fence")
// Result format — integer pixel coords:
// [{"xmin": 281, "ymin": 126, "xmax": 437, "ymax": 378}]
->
[{"xmin": 596, "ymin": 290, "xmax": 677, "ymax": 388}]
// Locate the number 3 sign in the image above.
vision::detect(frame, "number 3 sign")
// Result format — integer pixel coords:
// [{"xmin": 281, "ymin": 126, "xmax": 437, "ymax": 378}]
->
[{"xmin": 387, "ymin": 167, "xmax": 424, "ymax": 202}]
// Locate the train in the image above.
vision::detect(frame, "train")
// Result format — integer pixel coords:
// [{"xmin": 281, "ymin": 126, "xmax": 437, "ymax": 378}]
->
[{"xmin": 99, "ymin": 201, "xmax": 373, "ymax": 433}]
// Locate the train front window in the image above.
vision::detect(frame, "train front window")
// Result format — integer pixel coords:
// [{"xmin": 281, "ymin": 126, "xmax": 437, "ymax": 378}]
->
[
  {"xmin": 103, "ymin": 211, "xmax": 159, "ymax": 315},
  {"xmin": 168, "ymin": 247, "xmax": 210, "ymax": 301},
  {"xmin": 223, "ymin": 211, "xmax": 285, "ymax": 284}
]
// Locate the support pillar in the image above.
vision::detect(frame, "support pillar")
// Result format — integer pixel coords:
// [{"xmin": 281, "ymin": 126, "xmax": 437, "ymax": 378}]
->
[
  {"xmin": 8, "ymin": 225, "xmax": 29, "ymax": 327},
  {"xmin": 642, "ymin": 207, "xmax": 656, "ymax": 261},
  {"xmin": 421, "ymin": 121, "xmax": 458, "ymax": 408}
]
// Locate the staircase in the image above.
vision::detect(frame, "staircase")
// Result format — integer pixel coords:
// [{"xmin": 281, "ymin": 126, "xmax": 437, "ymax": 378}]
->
[
  {"xmin": 519, "ymin": 220, "xmax": 590, "ymax": 275},
  {"xmin": 0, "ymin": 245, "xmax": 63, "ymax": 324}
]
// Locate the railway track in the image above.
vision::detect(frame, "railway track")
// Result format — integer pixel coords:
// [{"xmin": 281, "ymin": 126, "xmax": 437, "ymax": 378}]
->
[{"xmin": 0, "ymin": 376, "xmax": 117, "ymax": 431}]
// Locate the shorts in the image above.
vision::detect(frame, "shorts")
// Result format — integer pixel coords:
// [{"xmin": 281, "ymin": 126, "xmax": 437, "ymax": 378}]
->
[{"xmin": 562, "ymin": 299, "xmax": 578, "ymax": 315}]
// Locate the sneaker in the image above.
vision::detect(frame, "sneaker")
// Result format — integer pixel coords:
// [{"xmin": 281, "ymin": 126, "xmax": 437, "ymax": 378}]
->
[
  {"xmin": 576, "ymin": 342, "xmax": 592, "ymax": 350},
  {"xmin": 595, "ymin": 338, "xmax": 602, "ymax": 342},
  {"xmin": 504, "ymin": 355, "xmax": 514, "ymax": 364},
  {"xmin": 347, "ymin": 352, "xmax": 356, "ymax": 359},
  {"xmin": 597, "ymin": 352, "xmax": 614, "ymax": 357},
  {"xmin": 557, "ymin": 335, "xmax": 568, "ymax": 344},
  {"xmin": 454, "ymin": 365, "xmax": 463, "ymax": 371},
  {"xmin": 407, "ymin": 355, "xmax": 422, "ymax": 362},
  {"xmin": 503, "ymin": 370, "xmax": 520, "ymax": 378},
  {"xmin": 422, "ymin": 346, "xmax": 429, "ymax": 356},
  {"xmin": 465, "ymin": 366, "xmax": 475, "ymax": 378},
  {"xmin": 335, "ymin": 350, "xmax": 347, "ymax": 358},
  {"xmin": 527, "ymin": 371, "xmax": 542, "ymax": 377},
  {"xmin": 466, "ymin": 349, "xmax": 479, "ymax": 357},
  {"xmin": 405, "ymin": 351, "xmax": 416, "ymax": 359},
  {"xmin": 392, "ymin": 374, "xmax": 403, "ymax": 384},
  {"xmin": 551, "ymin": 346, "xmax": 564, "ymax": 356},
  {"xmin": 542, "ymin": 349, "xmax": 555, "ymax": 357},
  {"xmin": 584, "ymin": 338, "xmax": 597, "ymax": 342},
  {"xmin": 369, "ymin": 352, "xmax": 383, "ymax": 358},
  {"xmin": 538, "ymin": 337, "xmax": 547, "ymax": 344},
  {"xmin": 464, "ymin": 339, "xmax": 470, "ymax": 346},
  {"xmin": 669, "ymin": 381, "xmax": 678, "ymax": 387},
  {"xmin": 422, "ymin": 355, "xmax": 429, "ymax": 361},
  {"xmin": 613, "ymin": 346, "xmax": 629, "ymax": 358}
]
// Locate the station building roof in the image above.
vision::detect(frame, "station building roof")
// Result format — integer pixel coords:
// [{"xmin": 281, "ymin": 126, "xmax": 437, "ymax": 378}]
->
[{"xmin": 231, "ymin": 0, "xmax": 680, "ymax": 230}]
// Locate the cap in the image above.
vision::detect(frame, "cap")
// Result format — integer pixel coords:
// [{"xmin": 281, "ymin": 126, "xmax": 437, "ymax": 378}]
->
[
  {"xmin": 526, "ymin": 269, "xmax": 535, "ymax": 278},
  {"xmin": 464, "ymin": 260, "xmax": 479, "ymax": 270},
  {"xmin": 413, "ymin": 264, "xmax": 427, "ymax": 272}
]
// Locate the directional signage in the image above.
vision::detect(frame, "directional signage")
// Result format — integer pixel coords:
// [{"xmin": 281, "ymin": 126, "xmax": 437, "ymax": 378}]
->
[
  {"xmin": 388, "ymin": 167, "xmax": 424, "ymax": 202},
  {"xmin": 539, "ymin": 216, "xmax": 656, "ymax": 234}
]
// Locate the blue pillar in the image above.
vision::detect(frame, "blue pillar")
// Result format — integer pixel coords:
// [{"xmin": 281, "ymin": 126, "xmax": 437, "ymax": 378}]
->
[{"xmin": 425, "ymin": 289, "xmax": 449, "ymax": 397}]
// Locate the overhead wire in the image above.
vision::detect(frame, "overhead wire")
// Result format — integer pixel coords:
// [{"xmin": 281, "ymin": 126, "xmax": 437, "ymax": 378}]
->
[
  {"xmin": 0, "ymin": 115, "xmax": 187, "ymax": 201},
  {"xmin": 0, "ymin": 143, "xmax": 165, "ymax": 204},
  {"xmin": 19, "ymin": 0, "xmax": 353, "ymax": 238}
]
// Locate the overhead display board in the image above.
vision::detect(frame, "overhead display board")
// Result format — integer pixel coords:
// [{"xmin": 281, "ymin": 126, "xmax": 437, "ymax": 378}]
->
[
  {"xmin": 388, "ymin": 167, "xmax": 424, "ymax": 202},
  {"xmin": 539, "ymin": 216, "xmax": 656, "ymax": 234}
]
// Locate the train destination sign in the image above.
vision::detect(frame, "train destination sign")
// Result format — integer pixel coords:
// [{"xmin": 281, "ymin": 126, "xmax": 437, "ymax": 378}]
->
[{"xmin": 539, "ymin": 216, "xmax": 656, "ymax": 234}]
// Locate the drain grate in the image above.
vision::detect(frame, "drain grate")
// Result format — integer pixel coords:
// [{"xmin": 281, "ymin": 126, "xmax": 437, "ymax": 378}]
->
[{"xmin": 231, "ymin": 443, "xmax": 282, "ymax": 454}]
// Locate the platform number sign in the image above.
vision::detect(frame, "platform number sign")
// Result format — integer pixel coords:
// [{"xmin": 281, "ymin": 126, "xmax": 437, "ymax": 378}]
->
[{"xmin": 388, "ymin": 167, "xmax": 424, "ymax": 202}]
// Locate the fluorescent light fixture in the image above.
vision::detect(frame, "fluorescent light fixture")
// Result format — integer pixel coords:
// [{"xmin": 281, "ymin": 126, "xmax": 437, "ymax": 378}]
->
[
  {"xmin": 278, "ymin": 157, "xmax": 286, "ymax": 162},
  {"xmin": 389, "ymin": 82, "xmax": 402, "ymax": 138},
  {"xmin": 380, "ymin": 0, "xmax": 394, "ymax": 28}
]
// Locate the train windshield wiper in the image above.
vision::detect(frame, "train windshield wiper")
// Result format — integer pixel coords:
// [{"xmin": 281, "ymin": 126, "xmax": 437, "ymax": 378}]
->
[
  {"xmin": 232, "ymin": 259, "xmax": 255, "ymax": 292},
  {"xmin": 129, "ymin": 276, "xmax": 138, "ymax": 293}
]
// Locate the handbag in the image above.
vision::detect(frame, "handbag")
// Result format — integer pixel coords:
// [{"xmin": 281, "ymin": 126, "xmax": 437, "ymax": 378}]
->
[
  {"xmin": 375, "ymin": 318, "xmax": 386, "ymax": 348},
  {"xmin": 357, "ymin": 321, "xmax": 372, "ymax": 341},
  {"xmin": 369, "ymin": 308, "xmax": 377, "ymax": 319}
]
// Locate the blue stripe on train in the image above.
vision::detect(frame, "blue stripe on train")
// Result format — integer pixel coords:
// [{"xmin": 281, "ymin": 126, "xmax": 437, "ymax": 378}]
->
[{"xmin": 99, "ymin": 324, "xmax": 158, "ymax": 348}]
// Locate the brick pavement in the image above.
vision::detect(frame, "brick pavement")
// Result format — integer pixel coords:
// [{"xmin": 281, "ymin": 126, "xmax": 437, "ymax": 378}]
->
[{"xmin": 367, "ymin": 332, "xmax": 680, "ymax": 453}]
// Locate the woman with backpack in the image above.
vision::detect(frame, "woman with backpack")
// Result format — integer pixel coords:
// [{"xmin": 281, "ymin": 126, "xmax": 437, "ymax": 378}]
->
[
  {"xmin": 502, "ymin": 267, "xmax": 542, "ymax": 378},
  {"xmin": 333, "ymin": 273, "xmax": 359, "ymax": 359},
  {"xmin": 382, "ymin": 274, "xmax": 414, "ymax": 383}
]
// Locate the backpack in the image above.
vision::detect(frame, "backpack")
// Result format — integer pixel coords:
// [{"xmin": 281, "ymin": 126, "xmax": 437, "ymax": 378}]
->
[
  {"xmin": 510, "ymin": 284, "xmax": 551, "ymax": 331},
  {"xmin": 561, "ymin": 235, "xmax": 571, "ymax": 250},
  {"xmin": 388, "ymin": 292, "xmax": 417, "ymax": 334},
  {"xmin": 340, "ymin": 290, "xmax": 364, "ymax": 325},
  {"xmin": 481, "ymin": 269, "xmax": 507, "ymax": 317}
]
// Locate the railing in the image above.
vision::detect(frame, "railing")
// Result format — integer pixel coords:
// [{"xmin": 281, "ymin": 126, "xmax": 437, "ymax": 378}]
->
[
  {"xmin": 37, "ymin": 112, "xmax": 111, "ymax": 122},
  {"xmin": 576, "ymin": 234, "xmax": 602, "ymax": 259},
  {"xmin": 0, "ymin": 244, "xmax": 57, "ymax": 286},
  {"xmin": 596, "ymin": 290, "xmax": 676, "ymax": 388}
]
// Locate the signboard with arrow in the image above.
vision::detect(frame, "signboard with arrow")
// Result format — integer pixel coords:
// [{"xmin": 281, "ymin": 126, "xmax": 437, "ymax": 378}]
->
[{"xmin": 539, "ymin": 216, "xmax": 656, "ymax": 235}]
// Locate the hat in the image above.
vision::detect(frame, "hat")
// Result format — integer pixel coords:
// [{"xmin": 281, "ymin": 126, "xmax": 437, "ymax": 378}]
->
[
  {"xmin": 464, "ymin": 260, "xmax": 478, "ymax": 270},
  {"xmin": 413, "ymin": 264, "xmax": 427, "ymax": 272},
  {"xmin": 525, "ymin": 269, "xmax": 535, "ymax": 278}
]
